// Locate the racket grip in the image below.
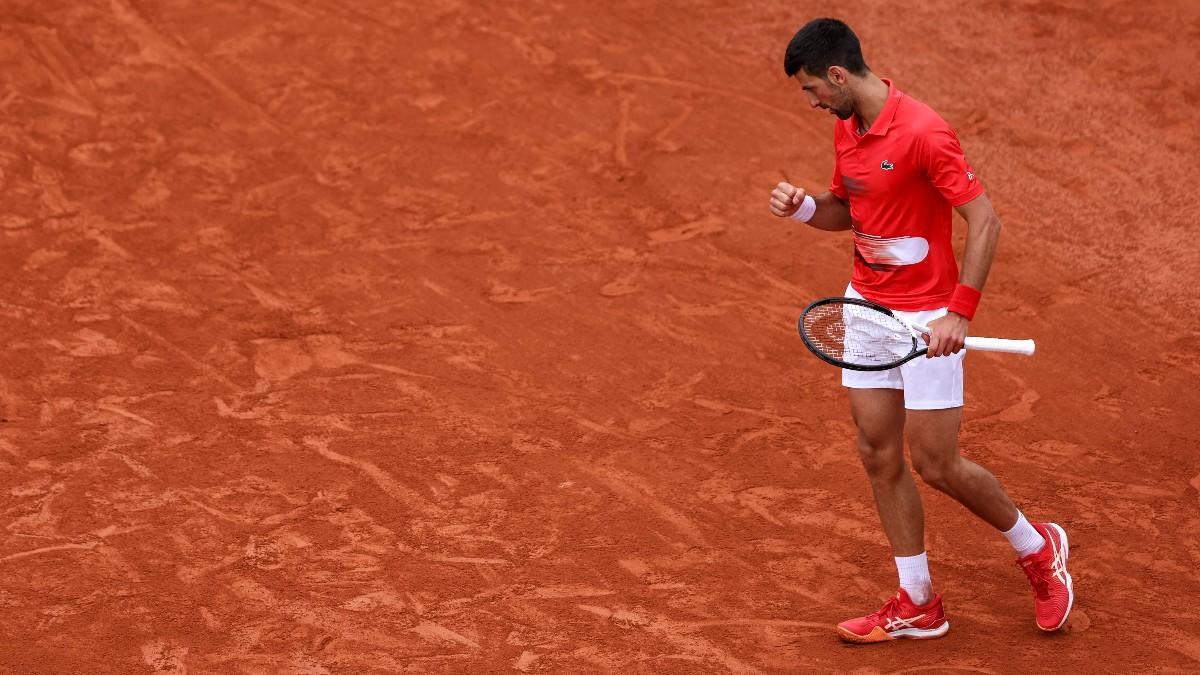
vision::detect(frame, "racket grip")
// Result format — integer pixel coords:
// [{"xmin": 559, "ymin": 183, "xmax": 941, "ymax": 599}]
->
[{"xmin": 964, "ymin": 337, "xmax": 1036, "ymax": 356}]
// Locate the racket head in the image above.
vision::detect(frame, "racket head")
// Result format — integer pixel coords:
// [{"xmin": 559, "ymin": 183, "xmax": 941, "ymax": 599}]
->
[{"xmin": 797, "ymin": 297, "xmax": 924, "ymax": 371}]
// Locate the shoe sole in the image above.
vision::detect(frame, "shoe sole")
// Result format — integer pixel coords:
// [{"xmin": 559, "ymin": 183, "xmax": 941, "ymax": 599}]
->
[
  {"xmin": 1038, "ymin": 522, "xmax": 1074, "ymax": 632},
  {"xmin": 837, "ymin": 621, "xmax": 950, "ymax": 644}
]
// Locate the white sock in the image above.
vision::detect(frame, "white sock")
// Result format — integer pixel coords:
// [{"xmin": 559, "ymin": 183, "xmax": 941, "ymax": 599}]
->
[
  {"xmin": 895, "ymin": 552, "xmax": 933, "ymax": 606},
  {"xmin": 1003, "ymin": 511, "xmax": 1046, "ymax": 558}
]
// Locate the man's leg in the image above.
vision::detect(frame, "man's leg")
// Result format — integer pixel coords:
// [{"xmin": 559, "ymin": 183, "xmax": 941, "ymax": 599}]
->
[
  {"xmin": 907, "ymin": 406, "xmax": 1074, "ymax": 631},
  {"xmin": 905, "ymin": 407, "xmax": 1019, "ymax": 530},
  {"xmin": 848, "ymin": 388, "xmax": 924, "ymax": 557},
  {"xmin": 836, "ymin": 388, "xmax": 950, "ymax": 643}
]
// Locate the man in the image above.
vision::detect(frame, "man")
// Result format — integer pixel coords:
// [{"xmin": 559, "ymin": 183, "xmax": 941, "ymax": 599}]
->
[{"xmin": 769, "ymin": 18, "xmax": 1073, "ymax": 642}]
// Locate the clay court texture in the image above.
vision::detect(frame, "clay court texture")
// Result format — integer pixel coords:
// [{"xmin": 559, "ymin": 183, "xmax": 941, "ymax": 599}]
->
[{"xmin": 2, "ymin": 0, "xmax": 1199, "ymax": 672}]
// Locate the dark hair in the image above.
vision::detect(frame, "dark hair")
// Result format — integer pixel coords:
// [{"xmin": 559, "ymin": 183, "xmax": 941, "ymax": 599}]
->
[{"xmin": 783, "ymin": 18, "xmax": 869, "ymax": 78}]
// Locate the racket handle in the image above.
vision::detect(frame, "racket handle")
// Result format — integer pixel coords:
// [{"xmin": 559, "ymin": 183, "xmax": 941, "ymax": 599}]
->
[{"xmin": 964, "ymin": 337, "xmax": 1036, "ymax": 356}]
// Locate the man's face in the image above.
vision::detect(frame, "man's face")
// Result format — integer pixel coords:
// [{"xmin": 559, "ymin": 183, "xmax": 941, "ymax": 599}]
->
[{"xmin": 796, "ymin": 68, "xmax": 854, "ymax": 120}]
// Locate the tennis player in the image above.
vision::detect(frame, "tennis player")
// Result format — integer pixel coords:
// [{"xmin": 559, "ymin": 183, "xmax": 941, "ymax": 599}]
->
[{"xmin": 768, "ymin": 18, "xmax": 1073, "ymax": 642}]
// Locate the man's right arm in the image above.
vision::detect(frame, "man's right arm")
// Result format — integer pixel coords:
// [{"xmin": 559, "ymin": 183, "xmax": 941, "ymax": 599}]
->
[{"xmin": 768, "ymin": 182, "xmax": 852, "ymax": 231}]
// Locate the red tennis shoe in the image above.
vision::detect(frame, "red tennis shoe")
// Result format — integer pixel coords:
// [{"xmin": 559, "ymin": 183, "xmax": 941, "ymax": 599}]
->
[
  {"xmin": 1017, "ymin": 522, "xmax": 1074, "ymax": 631},
  {"xmin": 836, "ymin": 588, "xmax": 950, "ymax": 643}
]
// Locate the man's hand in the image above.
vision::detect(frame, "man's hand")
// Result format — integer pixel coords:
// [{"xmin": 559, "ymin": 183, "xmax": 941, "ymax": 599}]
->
[
  {"xmin": 769, "ymin": 182, "xmax": 806, "ymax": 218},
  {"xmin": 923, "ymin": 313, "xmax": 969, "ymax": 357}
]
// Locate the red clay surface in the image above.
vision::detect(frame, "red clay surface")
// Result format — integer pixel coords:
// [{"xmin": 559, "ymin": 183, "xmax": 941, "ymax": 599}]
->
[{"xmin": 2, "ymin": 1, "xmax": 1199, "ymax": 673}]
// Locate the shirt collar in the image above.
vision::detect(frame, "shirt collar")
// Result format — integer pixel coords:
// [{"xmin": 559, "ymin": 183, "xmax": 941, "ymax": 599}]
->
[{"xmin": 851, "ymin": 78, "xmax": 903, "ymax": 137}]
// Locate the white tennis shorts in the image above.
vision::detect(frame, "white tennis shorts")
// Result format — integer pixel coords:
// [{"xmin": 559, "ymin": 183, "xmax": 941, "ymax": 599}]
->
[{"xmin": 841, "ymin": 284, "xmax": 965, "ymax": 410}]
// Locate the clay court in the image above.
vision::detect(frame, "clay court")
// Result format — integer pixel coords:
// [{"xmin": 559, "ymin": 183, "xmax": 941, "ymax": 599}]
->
[{"xmin": 2, "ymin": 0, "xmax": 1199, "ymax": 672}]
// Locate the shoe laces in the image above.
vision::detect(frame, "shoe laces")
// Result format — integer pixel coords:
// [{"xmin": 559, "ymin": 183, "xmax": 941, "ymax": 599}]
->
[
  {"xmin": 870, "ymin": 594, "xmax": 903, "ymax": 621},
  {"xmin": 1020, "ymin": 557, "xmax": 1052, "ymax": 600}
]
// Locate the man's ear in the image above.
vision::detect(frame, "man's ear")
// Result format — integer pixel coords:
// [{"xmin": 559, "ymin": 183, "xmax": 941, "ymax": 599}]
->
[{"xmin": 827, "ymin": 65, "xmax": 848, "ymax": 86}]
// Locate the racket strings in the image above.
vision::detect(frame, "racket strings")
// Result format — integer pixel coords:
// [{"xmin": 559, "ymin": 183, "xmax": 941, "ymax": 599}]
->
[{"xmin": 802, "ymin": 303, "xmax": 917, "ymax": 367}]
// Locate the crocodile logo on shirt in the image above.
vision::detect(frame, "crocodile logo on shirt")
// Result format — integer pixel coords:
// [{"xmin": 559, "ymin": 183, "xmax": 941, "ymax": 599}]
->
[{"xmin": 881, "ymin": 160, "xmax": 895, "ymax": 171}]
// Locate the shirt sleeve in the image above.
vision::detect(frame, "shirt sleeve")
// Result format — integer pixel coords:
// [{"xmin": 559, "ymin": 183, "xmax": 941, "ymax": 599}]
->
[
  {"xmin": 829, "ymin": 126, "xmax": 849, "ymax": 200},
  {"xmin": 920, "ymin": 123, "xmax": 984, "ymax": 206}
]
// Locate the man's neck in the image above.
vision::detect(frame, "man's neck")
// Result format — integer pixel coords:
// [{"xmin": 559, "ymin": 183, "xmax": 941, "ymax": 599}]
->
[{"xmin": 851, "ymin": 73, "xmax": 890, "ymax": 135}]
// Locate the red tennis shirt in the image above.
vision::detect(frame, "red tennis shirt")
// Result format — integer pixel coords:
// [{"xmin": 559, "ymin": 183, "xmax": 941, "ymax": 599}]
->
[{"xmin": 829, "ymin": 79, "xmax": 984, "ymax": 311}]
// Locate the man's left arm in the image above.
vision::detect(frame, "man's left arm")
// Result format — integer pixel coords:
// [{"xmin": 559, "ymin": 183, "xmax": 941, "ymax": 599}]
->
[{"xmin": 925, "ymin": 193, "xmax": 1002, "ymax": 357}]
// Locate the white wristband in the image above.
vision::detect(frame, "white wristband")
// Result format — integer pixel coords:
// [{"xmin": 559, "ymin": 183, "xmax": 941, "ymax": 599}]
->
[{"xmin": 790, "ymin": 194, "xmax": 816, "ymax": 223}]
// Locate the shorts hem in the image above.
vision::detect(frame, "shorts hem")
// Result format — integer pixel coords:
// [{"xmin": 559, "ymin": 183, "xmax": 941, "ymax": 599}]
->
[
  {"xmin": 841, "ymin": 381, "xmax": 904, "ymax": 391},
  {"xmin": 903, "ymin": 400, "xmax": 964, "ymax": 411}
]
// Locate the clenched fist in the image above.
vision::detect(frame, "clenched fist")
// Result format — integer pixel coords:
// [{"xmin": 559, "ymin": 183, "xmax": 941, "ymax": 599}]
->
[{"xmin": 769, "ymin": 182, "xmax": 806, "ymax": 218}]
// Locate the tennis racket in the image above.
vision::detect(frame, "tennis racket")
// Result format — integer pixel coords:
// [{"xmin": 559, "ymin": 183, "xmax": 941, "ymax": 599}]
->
[{"xmin": 798, "ymin": 296, "xmax": 1036, "ymax": 371}]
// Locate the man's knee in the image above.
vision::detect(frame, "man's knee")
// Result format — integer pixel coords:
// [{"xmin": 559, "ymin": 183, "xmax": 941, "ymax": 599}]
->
[
  {"xmin": 913, "ymin": 454, "xmax": 956, "ymax": 493},
  {"xmin": 856, "ymin": 438, "xmax": 905, "ymax": 482}
]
